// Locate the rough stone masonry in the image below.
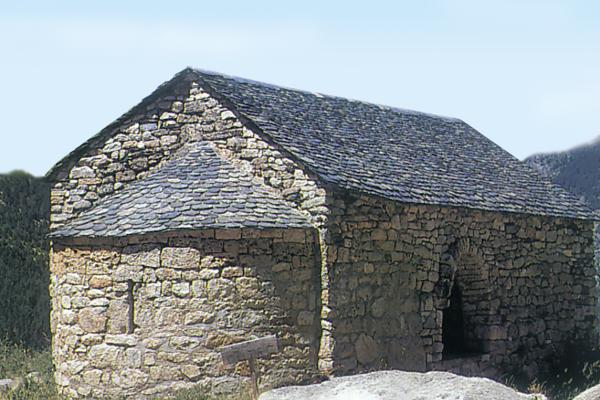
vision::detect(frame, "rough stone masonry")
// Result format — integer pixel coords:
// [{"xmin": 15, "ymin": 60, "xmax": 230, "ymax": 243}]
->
[{"xmin": 47, "ymin": 68, "xmax": 598, "ymax": 399}]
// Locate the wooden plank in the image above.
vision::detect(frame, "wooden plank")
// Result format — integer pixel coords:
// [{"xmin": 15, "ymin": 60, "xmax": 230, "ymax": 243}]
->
[
  {"xmin": 248, "ymin": 356, "xmax": 259, "ymax": 400},
  {"xmin": 220, "ymin": 335, "xmax": 279, "ymax": 365}
]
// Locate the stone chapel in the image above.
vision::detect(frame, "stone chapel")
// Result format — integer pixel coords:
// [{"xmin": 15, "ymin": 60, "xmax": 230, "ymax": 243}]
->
[{"xmin": 46, "ymin": 68, "xmax": 598, "ymax": 398}]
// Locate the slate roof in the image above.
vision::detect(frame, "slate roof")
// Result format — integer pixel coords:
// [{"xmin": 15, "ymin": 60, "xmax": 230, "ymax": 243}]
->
[
  {"xmin": 47, "ymin": 68, "xmax": 597, "ymax": 228},
  {"xmin": 191, "ymin": 69, "xmax": 595, "ymax": 220},
  {"xmin": 51, "ymin": 143, "xmax": 312, "ymax": 238}
]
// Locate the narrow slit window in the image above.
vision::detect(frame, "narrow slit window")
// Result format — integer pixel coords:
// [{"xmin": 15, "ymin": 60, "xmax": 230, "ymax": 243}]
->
[{"xmin": 126, "ymin": 280, "xmax": 136, "ymax": 334}]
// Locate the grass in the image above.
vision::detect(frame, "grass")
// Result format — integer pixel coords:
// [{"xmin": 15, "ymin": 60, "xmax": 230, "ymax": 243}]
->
[
  {"xmin": 0, "ymin": 341, "xmax": 59, "ymax": 400},
  {"xmin": 505, "ymin": 344, "xmax": 600, "ymax": 400},
  {"xmin": 167, "ymin": 387, "xmax": 253, "ymax": 400},
  {"xmin": 167, "ymin": 387, "xmax": 214, "ymax": 400}
]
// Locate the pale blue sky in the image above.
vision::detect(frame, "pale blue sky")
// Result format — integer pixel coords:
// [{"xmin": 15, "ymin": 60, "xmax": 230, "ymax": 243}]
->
[{"xmin": 1, "ymin": 0, "xmax": 599, "ymax": 176}]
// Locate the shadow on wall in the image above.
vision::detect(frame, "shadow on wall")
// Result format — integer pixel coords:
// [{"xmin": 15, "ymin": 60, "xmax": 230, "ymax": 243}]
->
[
  {"xmin": 438, "ymin": 242, "xmax": 494, "ymax": 359},
  {"xmin": 0, "ymin": 172, "xmax": 51, "ymax": 347}
]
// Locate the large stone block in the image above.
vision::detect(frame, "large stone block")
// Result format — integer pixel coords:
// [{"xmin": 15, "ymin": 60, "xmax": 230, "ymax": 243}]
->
[
  {"xmin": 215, "ymin": 229, "xmax": 242, "ymax": 240},
  {"xmin": 70, "ymin": 166, "xmax": 96, "ymax": 179},
  {"xmin": 89, "ymin": 275, "xmax": 112, "ymax": 289},
  {"xmin": 105, "ymin": 334, "xmax": 137, "ymax": 347},
  {"xmin": 89, "ymin": 344, "xmax": 123, "ymax": 369},
  {"xmin": 79, "ymin": 307, "xmax": 107, "ymax": 333},
  {"xmin": 107, "ymin": 300, "xmax": 129, "ymax": 334},
  {"xmin": 355, "ymin": 334, "xmax": 379, "ymax": 365},
  {"xmin": 122, "ymin": 246, "xmax": 161, "ymax": 267},
  {"xmin": 112, "ymin": 368, "xmax": 149, "ymax": 389},
  {"xmin": 114, "ymin": 264, "xmax": 143, "ymax": 282},
  {"xmin": 161, "ymin": 247, "xmax": 200, "ymax": 269}
]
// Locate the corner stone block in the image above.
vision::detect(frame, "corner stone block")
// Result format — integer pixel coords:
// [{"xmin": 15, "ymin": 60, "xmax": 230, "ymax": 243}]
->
[{"xmin": 161, "ymin": 247, "xmax": 200, "ymax": 269}]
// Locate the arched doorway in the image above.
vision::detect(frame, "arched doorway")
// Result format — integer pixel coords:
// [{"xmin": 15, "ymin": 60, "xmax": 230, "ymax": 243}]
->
[{"xmin": 437, "ymin": 242, "xmax": 493, "ymax": 359}]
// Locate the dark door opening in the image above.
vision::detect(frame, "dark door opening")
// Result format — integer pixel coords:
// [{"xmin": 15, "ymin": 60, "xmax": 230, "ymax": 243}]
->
[{"xmin": 442, "ymin": 284, "xmax": 466, "ymax": 358}]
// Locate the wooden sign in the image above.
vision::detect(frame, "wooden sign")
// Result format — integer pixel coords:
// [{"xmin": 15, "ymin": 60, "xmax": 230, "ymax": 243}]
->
[
  {"xmin": 220, "ymin": 335, "xmax": 279, "ymax": 365},
  {"xmin": 220, "ymin": 335, "xmax": 279, "ymax": 400}
]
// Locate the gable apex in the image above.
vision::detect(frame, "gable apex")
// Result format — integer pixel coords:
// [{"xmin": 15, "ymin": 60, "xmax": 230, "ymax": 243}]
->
[{"xmin": 45, "ymin": 68, "xmax": 197, "ymax": 181}]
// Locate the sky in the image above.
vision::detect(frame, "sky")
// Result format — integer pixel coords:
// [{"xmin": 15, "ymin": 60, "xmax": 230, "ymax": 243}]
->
[{"xmin": 1, "ymin": 0, "xmax": 599, "ymax": 176}]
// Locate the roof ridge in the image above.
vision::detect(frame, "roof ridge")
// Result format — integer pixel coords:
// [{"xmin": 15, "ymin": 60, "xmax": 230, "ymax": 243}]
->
[{"xmin": 191, "ymin": 68, "xmax": 461, "ymax": 123}]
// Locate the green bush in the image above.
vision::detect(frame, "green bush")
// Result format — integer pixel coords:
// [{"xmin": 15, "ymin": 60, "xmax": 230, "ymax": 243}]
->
[
  {"xmin": 541, "ymin": 344, "xmax": 600, "ymax": 400},
  {"xmin": 506, "ymin": 342, "xmax": 600, "ymax": 400},
  {"xmin": 0, "ymin": 341, "xmax": 59, "ymax": 400},
  {"xmin": 0, "ymin": 171, "xmax": 50, "ymax": 347},
  {"xmin": 166, "ymin": 386, "xmax": 253, "ymax": 400}
]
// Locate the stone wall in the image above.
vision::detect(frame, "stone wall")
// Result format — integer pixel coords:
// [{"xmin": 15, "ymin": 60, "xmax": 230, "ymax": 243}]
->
[
  {"xmin": 49, "ymin": 74, "xmax": 599, "ymax": 398},
  {"xmin": 49, "ymin": 77, "xmax": 333, "ymax": 389},
  {"xmin": 323, "ymin": 191, "xmax": 598, "ymax": 378},
  {"xmin": 50, "ymin": 228, "xmax": 321, "ymax": 399}
]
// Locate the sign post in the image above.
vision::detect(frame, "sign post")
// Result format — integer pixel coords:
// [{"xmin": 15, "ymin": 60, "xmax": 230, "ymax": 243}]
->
[{"xmin": 220, "ymin": 335, "xmax": 279, "ymax": 400}]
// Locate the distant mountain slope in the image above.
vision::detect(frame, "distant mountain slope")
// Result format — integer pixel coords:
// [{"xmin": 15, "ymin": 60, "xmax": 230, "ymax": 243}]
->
[
  {"xmin": 0, "ymin": 171, "xmax": 50, "ymax": 346},
  {"xmin": 526, "ymin": 138, "xmax": 600, "ymax": 311},
  {"xmin": 525, "ymin": 138, "xmax": 600, "ymax": 209}
]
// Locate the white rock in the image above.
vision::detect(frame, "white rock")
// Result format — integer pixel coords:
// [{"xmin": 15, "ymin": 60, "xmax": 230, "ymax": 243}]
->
[
  {"xmin": 69, "ymin": 166, "xmax": 95, "ymax": 179},
  {"xmin": 26, "ymin": 372, "xmax": 42, "ymax": 384},
  {"xmin": 259, "ymin": 370, "xmax": 546, "ymax": 400},
  {"xmin": 573, "ymin": 384, "xmax": 600, "ymax": 400},
  {"xmin": 0, "ymin": 379, "xmax": 13, "ymax": 392},
  {"xmin": 221, "ymin": 110, "xmax": 236, "ymax": 120},
  {"xmin": 105, "ymin": 334, "xmax": 138, "ymax": 347}
]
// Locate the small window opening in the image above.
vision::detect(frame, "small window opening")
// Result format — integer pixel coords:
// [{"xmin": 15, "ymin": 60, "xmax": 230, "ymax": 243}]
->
[
  {"xmin": 442, "ymin": 284, "xmax": 466, "ymax": 358},
  {"xmin": 126, "ymin": 280, "xmax": 136, "ymax": 334}
]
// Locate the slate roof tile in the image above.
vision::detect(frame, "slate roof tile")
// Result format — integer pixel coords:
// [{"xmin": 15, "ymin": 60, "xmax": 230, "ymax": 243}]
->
[
  {"xmin": 193, "ymin": 69, "xmax": 595, "ymax": 220},
  {"xmin": 51, "ymin": 143, "xmax": 312, "ymax": 238}
]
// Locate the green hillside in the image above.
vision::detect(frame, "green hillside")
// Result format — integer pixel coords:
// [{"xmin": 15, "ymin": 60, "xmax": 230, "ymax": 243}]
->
[{"xmin": 0, "ymin": 171, "xmax": 50, "ymax": 346}]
